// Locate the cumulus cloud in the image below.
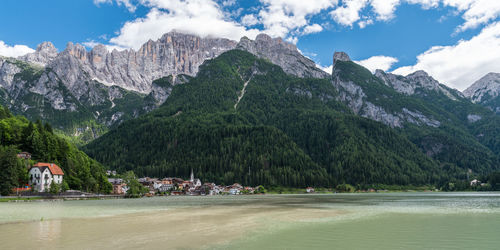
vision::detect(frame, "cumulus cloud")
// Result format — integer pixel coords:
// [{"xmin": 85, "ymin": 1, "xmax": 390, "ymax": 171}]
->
[
  {"xmin": 241, "ymin": 14, "xmax": 259, "ymax": 26},
  {"xmin": 108, "ymin": 0, "xmax": 261, "ymax": 50},
  {"xmin": 370, "ymin": 0, "xmax": 400, "ymax": 21},
  {"xmin": 452, "ymin": 0, "xmax": 500, "ymax": 32},
  {"xmin": 355, "ymin": 55, "xmax": 399, "ymax": 72},
  {"xmin": 302, "ymin": 24, "xmax": 324, "ymax": 35},
  {"xmin": 82, "ymin": 40, "xmax": 128, "ymax": 52},
  {"xmin": 330, "ymin": 0, "xmax": 368, "ymax": 26},
  {"xmin": 327, "ymin": 0, "xmax": 500, "ymax": 32},
  {"xmin": 93, "ymin": 0, "xmax": 136, "ymax": 12},
  {"xmin": 393, "ymin": 21, "xmax": 500, "ymax": 91},
  {"xmin": 0, "ymin": 41, "xmax": 35, "ymax": 58},
  {"xmin": 318, "ymin": 64, "xmax": 333, "ymax": 74},
  {"xmin": 258, "ymin": 0, "xmax": 337, "ymax": 38}
]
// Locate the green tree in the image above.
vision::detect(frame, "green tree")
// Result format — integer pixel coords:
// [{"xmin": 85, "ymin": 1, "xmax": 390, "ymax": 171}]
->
[
  {"xmin": 336, "ymin": 184, "xmax": 356, "ymax": 193},
  {"xmin": 0, "ymin": 147, "xmax": 26, "ymax": 196},
  {"xmin": 488, "ymin": 172, "xmax": 500, "ymax": 191},
  {"xmin": 123, "ymin": 171, "xmax": 148, "ymax": 198},
  {"xmin": 61, "ymin": 180, "xmax": 70, "ymax": 192},
  {"xmin": 49, "ymin": 183, "xmax": 61, "ymax": 195},
  {"xmin": 255, "ymin": 185, "xmax": 267, "ymax": 194}
]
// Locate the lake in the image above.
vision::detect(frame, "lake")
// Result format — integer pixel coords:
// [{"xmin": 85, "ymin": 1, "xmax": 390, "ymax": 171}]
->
[{"xmin": 1, "ymin": 193, "xmax": 499, "ymax": 249}]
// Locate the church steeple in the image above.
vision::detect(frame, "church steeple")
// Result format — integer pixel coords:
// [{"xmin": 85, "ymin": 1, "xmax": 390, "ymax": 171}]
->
[{"xmin": 190, "ymin": 169, "xmax": 194, "ymax": 182}]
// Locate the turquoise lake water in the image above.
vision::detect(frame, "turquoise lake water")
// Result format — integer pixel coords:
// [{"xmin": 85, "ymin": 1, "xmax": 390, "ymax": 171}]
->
[{"xmin": 0, "ymin": 193, "xmax": 499, "ymax": 249}]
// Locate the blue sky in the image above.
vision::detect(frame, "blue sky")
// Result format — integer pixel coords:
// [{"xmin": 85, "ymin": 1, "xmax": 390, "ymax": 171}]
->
[{"xmin": 1, "ymin": 0, "xmax": 500, "ymax": 90}]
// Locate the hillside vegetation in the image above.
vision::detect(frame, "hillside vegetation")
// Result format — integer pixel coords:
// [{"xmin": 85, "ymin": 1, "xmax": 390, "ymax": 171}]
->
[
  {"xmin": 83, "ymin": 50, "xmax": 496, "ymax": 187},
  {"xmin": 0, "ymin": 105, "xmax": 111, "ymax": 193}
]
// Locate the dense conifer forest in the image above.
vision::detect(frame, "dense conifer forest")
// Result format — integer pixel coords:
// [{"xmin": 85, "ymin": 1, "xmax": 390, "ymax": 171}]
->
[
  {"xmin": 84, "ymin": 50, "xmax": 500, "ymax": 187},
  {"xmin": 0, "ymin": 105, "xmax": 111, "ymax": 194}
]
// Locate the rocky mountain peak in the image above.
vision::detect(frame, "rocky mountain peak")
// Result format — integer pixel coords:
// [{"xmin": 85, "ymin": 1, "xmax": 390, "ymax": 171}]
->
[
  {"xmin": 236, "ymin": 34, "xmax": 329, "ymax": 78},
  {"xmin": 64, "ymin": 42, "xmax": 88, "ymax": 60},
  {"xmin": 375, "ymin": 69, "xmax": 458, "ymax": 100},
  {"xmin": 463, "ymin": 72, "xmax": 500, "ymax": 103},
  {"xmin": 91, "ymin": 44, "xmax": 108, "ymax": 56},
  {"xmin": 36, "ymin": 42, "xmax": 57, "ymax": 53},
  {"xmin": 18, "ymin": 41, "xmax": 58, "ymax": 66},
  {"xmin": 407, "ymin": 70, "xmax": 429, "ymax": 78},
  {"xmin": 333, "ymin": 52, "xmax": 351, "ymax": 66}
]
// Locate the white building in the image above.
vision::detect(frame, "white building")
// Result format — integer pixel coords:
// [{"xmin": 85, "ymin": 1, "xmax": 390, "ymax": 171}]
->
[
  {"xmin": 470, "ymin": 179, "xmax": 481, "ymax": 186},
  {"xmin": 190, "ymin": 169, "xmax": 202, "ymax": 187},
  {"xmin": 29, "ymin": 163, "xmax": 64, "ymax": 192}
]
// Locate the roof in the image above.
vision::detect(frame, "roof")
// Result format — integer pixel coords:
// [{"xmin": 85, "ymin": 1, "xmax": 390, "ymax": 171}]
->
[{"xmin": 32, "ymin": 163, "xmax": 64, "ymax": 175}]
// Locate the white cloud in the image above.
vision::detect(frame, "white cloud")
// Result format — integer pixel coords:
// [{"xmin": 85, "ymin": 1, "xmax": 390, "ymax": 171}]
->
[
  {"xmin": 221, "ymin": 0, "xmax": 236, "ymax": 7},
  {"xmin": 258, "ymin": 0, "xmax": 337, "ymax": 38},
  {"xmin": 370, "ymin": 0, "xmax": 400, "ymax": 21},
  {"xmin": 93, "ymin": 0, "xmax": 136, "ymax": 12},
  {"xmin": 241, "ymin": 14, "xmax": 259, "ymax": 26},
  {"xmin": 326, "ymin": 0, "xmax": 500, "ymax": 32},
  {"xmin": 82, "ymin": 40, "xmax": 128, "ymax": 52},
  {"xmin": 405, "ymin": 0, "xmax": 500, "ymax": 32},
  {"xmin": 358, "ymin": 18, "xmax": 373, "ymax": 28},
  {"xmin": 355, "ymin": 55, "xmax": 399, "ymax": 72},
  {"xmin": 0, "ymin": 41, "xmax": 35, "ymax": 58},
  {"xmin": 318, "ymin": 64, "xmax": 333, "ymax": 74},
  {"xmin": 302, "ymin": 24, "xmax": 324, "ymax": 35},
  {"xmin": 330, "ymin": 0, "xmax": 368, "ymax": 26},
  {"xmin": 453, "ymin": 0, "xmax": 500, "ymax": 32},
  {"xmin": 108, "ymin": 0, "xmax": 261, "ymax": 49},
  {"xmin": 393, "ymin": 21, "xmax": 500, "ymax": 91}
]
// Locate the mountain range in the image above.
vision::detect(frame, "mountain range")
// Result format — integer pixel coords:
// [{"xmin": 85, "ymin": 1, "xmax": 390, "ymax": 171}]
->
[
  {"xmin": 0, "ymin": 32, "xmax": 325, "ymax": 142},
  {"xmin": 1, "ymin": 31, "xmax": 500, "ymax": 187}
]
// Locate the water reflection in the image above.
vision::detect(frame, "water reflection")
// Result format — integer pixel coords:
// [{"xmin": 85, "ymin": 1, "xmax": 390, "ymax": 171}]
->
[{"xmin": 37, "ymin": 219, "xmax": 62, "ymax": 243}]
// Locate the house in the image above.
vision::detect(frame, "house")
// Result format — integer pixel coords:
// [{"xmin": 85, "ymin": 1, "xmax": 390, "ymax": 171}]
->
[
  {"xmin": 306, "ymin": 187, "xmax": 315, "ymax": 193},
  {"xmin": 106, "ymin": 170, "xmax": 117, "ymax": 176},
  {"xmin": 229, "ymin": 188, "xmax": 240, "ymax": 195},
  {"xmin": 470, "ymin": 179, "xmax": 481, "ymax": 186},
  {"xmin": 108, "ymin": 178, "xmax": 129, "ymax": 194},
  {"xmin": 28, "ymin": 163, "xmax": 64, "ymax": 192},
  {"xmin": 231, "ymin": 183, "xmax": 243, "ymax": 190},
  {"xmin": 157, "ymin": 184, "xmax": 174, "ymax": 192},
  {"xmin": 17, "ymin": 152, "xmax": 31, "ymax": 160},
  {"xmin": 161, "ymin": 178, "xmax": 174, "ymax": 185}
]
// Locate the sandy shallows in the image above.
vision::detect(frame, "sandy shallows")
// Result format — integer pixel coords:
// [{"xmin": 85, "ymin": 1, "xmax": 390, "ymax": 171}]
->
[{"xmin": 0, "ymin": 205, "xmax": 342, "ymax": 250}]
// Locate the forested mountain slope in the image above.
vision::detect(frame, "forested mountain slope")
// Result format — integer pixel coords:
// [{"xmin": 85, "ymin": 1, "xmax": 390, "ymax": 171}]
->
[
  {"xmin": 83, "ymin": 50, "xmax": 496, "ymax": 187},
  {"xmin": 332, "ymin": 58, "xmax": 500, "ymax": 176},
  {"xmin": 0, "ymin": 105, "xmax": 111, "ymax": 193}
]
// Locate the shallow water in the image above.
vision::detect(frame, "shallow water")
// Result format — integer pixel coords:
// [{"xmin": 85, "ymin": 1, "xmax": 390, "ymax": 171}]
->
[{"xmin": 1, "ymin": 193, "xmax": 499, "ymax": 249}]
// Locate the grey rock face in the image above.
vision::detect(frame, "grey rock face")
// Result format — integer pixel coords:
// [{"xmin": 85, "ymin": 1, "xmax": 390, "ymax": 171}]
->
[
  {"xmin": 0, "ymin": 31, "xmax": 334, "ymax": 136},
  {"xmin": 0, "ymin": 57, "xmax": 22, "ymax": 89},
  {"xmin": 143, "ymin": 74, "xmax": 192, "ymax": 112},
  {"xmin": 18, "ymin": 42, "xmax": 58, "ymax": 66},
  {"xmin": 467, "ymin": 114, "xmax": 482, "ymax": 123},
  {"xmin": 49, "ymin": 32, "xmax": 238, "ymax": 94},
  {"xmin": 463, "ymin": 72, "xmax": 500, "ymax": 103},
  {"xmin": 463, "ymin": 72, "xmax": 500, "ymax": 114},
  {"xmin": 333, "ymin": 52, "xmax": 351, "ymax": 66},
  {"xmin": 332, "ymin": 53, "xmax": 440, "ymax": 128},
  {"xmin": 375, "ymin": 69, "xmax": 459, "ymax": 100},
  {"xmin": 237, "ymin": 34, "xmax": 330, "ymax": 79},
  {"xmin": 332, "ymin": 73, "xmax": 404, "ymax": 128}
]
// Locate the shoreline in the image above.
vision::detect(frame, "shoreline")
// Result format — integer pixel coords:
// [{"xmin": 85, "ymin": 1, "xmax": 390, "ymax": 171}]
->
[{"xmin": 2, "ymin": 190, "xmax": 499, "ymax": 202}]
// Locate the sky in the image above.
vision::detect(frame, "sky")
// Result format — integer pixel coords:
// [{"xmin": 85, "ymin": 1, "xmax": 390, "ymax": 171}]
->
[{"xmin": 1, "ymin": 0, "xmax": 500, "ymax": 91}]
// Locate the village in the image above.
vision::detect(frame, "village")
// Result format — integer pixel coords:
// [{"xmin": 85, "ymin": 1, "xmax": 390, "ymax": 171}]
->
[
  {"xmin": 17, "ymin": 151, "xmax": 488, "ymax": 197},
  {"xmin": 106, "ymin": 169, "xmax": 270, "ymax": 196},
  {"xmin": 12, "ymin": 152, "xmax": 276, "ymax": 197}
]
